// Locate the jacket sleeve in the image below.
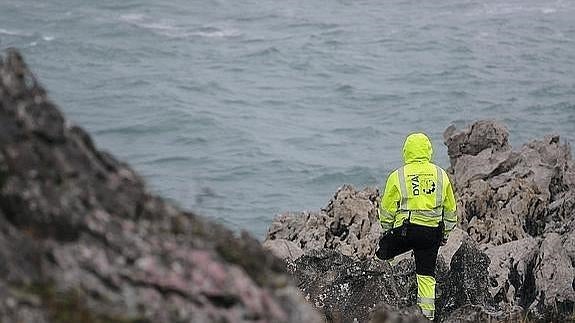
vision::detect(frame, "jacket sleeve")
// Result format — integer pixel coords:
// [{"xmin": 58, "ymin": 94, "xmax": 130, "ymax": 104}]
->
[
  {"xmin": 442, "ymin": 174, "xmax": 457, "ymax": 239},
  {"xmin": 379, "ymin": 171, "xmax": 399, "ymax": 232}
]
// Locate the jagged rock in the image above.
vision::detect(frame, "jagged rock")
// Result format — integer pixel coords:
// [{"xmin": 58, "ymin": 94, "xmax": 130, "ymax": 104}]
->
[
  {"xmin": 266, "ymin": 185, "xmax": 383, "ymax": 260},
  {"xmin": 269, "ymin": 119, "xmax": 575, "ymax": 322},
  {"xmin": 368, "ymin": 304, "xmax": 429, "ymax": 323},
  {"xmin": 291, "ymin": 248, "xmax": 410, "ymax": 323},
  {"xmin": 289, "ymin": 240, "xmax": 497, "ymax": 323},
  {"xmin": 437, "ymin": 227, "xmax": 467, "ymax": 270},
  {"xmin": 0, "ymin": 49, "xmax": 321, "ymax": 322},
  {"xmin": 262, "ymin": 238, "xmax": 304, "ymax": 262},
  {"xmin": 529, "ymin": 233, "xmax": 575, "ymax": 320},
  {"xmin": 564, "ymin": 230, "xmax": 575, "ymax": 265},
  {"xmin": 441, "ymin": 304, "xmax": 524, "ymax": 323},
  {"xmin": 483, "ymin": 237, "xmax": 540, "ymax": 308},
  {"xmin": 444, "ymin": 120, "xmax": 574, "ymax": 245},
  {"xmin": 444, "ymin": 120, "xmax": 511, "ymax": 161},
  {"xmin": 436, "ymin": 239, "xmax": 492, "ymax": 320},
  {"xmin": 444, "ymin": 120, "xmax": 575, "ymax": 320}
]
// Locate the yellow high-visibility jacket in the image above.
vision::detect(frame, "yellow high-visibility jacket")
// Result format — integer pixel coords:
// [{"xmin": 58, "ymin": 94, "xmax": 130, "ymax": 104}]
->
[{"xmin": 379, "ymin": 133, "xmax": 457, "ymax": 238}]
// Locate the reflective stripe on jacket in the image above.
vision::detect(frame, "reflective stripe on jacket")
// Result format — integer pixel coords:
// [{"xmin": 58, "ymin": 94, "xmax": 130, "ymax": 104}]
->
[{"xmin": 379, "ymin": 133, "xmax": 457, "ymax": 237}]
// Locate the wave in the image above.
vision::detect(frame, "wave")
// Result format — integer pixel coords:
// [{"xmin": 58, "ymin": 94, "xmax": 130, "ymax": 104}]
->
[
  {"xmin": 118, "ymin": 13, "xmax": 239, "ymax": 39},
  {"xmin": 0, "ymin": 28, "xmax": 31, "ymax": 37},
  {"xmin": 0, "ymin": 28, "xmax": 55, "ymax": 43}
]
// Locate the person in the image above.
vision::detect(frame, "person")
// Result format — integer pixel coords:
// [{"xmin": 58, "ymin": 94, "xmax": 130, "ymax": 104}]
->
[{"xmin": 375, "ymin": 132, "xmax": 457, "ymax": 321}]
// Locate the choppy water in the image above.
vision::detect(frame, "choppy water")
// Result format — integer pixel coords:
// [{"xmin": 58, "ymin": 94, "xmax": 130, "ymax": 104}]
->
[{"xmin": 1, "ymin": 0, "xmax": 574, "ymax": 238}]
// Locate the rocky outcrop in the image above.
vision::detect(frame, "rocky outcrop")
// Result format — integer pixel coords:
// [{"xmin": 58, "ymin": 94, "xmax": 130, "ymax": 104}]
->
[
  {"xmin": 285, "ymin": 237, "xmax": 506, "ymax": 322},
  {"xmin": 445, "ymin": 120, "xmax": 575, "ymax": 321},
  {"xmin": 0, "ymin": 49, "xmax": 321, "ymax": 322},
  {"xmin": 267, "ymin": 120, "xmax": 575, "ymax": 322},
  {"xmin": 292, "ymin": 248, "xmax": 409, "ymax": 323},
  {"xmin": 265, "ymin": 185, "xmax": 382, "ymax": 260},
  {"xmin": 444, "ymin": 120, "xmax": 575, "ymax": 245}
]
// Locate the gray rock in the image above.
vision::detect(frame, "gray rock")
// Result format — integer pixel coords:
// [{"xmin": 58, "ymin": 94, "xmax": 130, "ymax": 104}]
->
[
  {"xmin": 291, "ymin": 248, "xmax": 409, "ymax": 323},
  {"xmin": 289, "ymin": 240, "xmax": 496, "ymax": 323},
  {"xmin": 437, "ymin": 227, "xmax": 468, "ymax": 270},
  {"xmin": 265, "ymin": 185, "xmax": 383, "ymax": 260},
  {"xmin": 368, "ymin": 304, "xmax": 429, "ymax": 323},
  {"xmin": 444, "ymin": 121, "xmax": 574, "ymax": 245},
  {"xmin": 483, "ymin": 237, "xmax": 540, "ymax": 308},
  {"xmin": 263, "ymin": 238, "xmax": 304, "ymax": 262},
  {"xmin": 269, "ymin": 119, "xmax": 575, "ymax": 322},
  {"xmin": 437, "ymin": 239, "xmax": 492, "ymax": 320},
  {"xmin": 529, "ymin": 233, "xmax": 575, "ymax": 320},
  {"xmin": 441, "ymin": 304, "xmax": 524, "ymax": 323},
  {"xmin": 444, "ymin": 120, "xmax": 575, "ymax": 320}
]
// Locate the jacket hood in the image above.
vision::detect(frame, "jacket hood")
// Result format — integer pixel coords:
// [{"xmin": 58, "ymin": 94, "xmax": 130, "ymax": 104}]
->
[{"xmin": 403, "ymin": 133, "xmax": 433, "ymax": 164}]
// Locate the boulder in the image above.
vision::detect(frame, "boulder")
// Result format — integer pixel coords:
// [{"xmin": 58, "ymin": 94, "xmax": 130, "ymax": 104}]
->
[
  {"xmin": 483, "ymin": 237, "xmax": 540, "ymax": 308},
  {"xmin": 0, "ymin": 49, "xmax": 321, "ymax": 322},
  {"xmin": 445, "ymin": 120, "xmax": 575, "ymax": 320},
  {"xmin": 368, "ymin": 304, "xmax": 429, "ymax": 323},
  {"xmin": 266, "ymin": 185, "xmax": 383, "ymax": 260},
  {"xmin": 291, "ymin": 248, "xmax": 411, "ymax": 323},
  {"xmin": 444, "ymin": 120, "xmax": 574, "ymax": 245},
  {"xmin": 529, "ymin": 233, "xmax": 575, "ymax": 320},
  {"xmin": 437, "ymin": 239, "xmax": 492, "ymax": 320},
  {"xmin": 262, "ymin": 238, "xmax": 304, "ymax": 263}
]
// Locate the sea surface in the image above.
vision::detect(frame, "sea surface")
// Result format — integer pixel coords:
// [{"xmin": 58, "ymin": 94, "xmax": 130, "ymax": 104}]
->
[{"xmin": 1, "ymin": 0, "xmax": 574, "ymax": 238}]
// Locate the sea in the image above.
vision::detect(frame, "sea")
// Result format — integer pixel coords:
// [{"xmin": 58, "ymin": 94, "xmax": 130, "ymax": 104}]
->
[{"xmin": 1, "ymin": 0, "xmax": 574, "ymax": 239}]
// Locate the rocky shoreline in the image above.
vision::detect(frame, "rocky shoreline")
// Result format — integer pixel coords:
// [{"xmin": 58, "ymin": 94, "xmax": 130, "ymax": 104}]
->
[
  {"xmin": 265, "ymin": 120, "xmax": 575, "ymax": 322},
  {"xmin": 1, "ymin": 49, "xmax": 574, "ymax": 322}
]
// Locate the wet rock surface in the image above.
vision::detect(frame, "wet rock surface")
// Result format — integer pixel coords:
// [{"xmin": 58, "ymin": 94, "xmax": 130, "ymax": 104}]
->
[
  {"xmin": 0, "ymin": 49, "xmax": 321, "ymax": 322},
  {"xmin": 267, "ymin": 119, "xmax": 575, "ymax": 322}
]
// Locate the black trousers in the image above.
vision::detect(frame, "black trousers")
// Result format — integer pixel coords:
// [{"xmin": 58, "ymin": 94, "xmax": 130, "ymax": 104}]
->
[{"xmin": 376, "ymin": 223, "xmax": 440, "ymax": 277}]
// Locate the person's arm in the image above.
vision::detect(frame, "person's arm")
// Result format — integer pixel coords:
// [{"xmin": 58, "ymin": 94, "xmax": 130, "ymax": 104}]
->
[
  {"xmin": 379, "ymin": 171, "xmax": 399, "ymax": 232},
  {"xmin": 442, "ymin": 174, "xmax": 457, "ymax": 239}
]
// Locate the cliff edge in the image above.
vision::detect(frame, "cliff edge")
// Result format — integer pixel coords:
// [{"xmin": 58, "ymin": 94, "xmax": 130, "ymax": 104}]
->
[{"xmin": 0, "ymin": 49, "xmax": 320, "ymax": 322}]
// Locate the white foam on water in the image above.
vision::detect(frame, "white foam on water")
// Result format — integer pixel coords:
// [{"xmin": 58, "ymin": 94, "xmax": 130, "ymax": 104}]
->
[
  {"xmin": 0, "ymin": 28, "xmax": 31, "ymax": 37},
  {"xmin": 119, "ymin": 13, "xmax": 180, "ymax": 33},
  {"xmin": 188, "ymin": 28, "xmax": 241, "ymax": 39},
  {"xmin": 541, "ymin": 8, "xmax": 556, "ymax": 14},
  {"xmin": 119, "ymin": 13, "xmax": 239, "ymax": 39}
]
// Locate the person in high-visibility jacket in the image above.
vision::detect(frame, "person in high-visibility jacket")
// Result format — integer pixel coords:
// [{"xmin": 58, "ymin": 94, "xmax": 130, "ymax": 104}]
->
[{"xmin": 376, "ymin": 132, "xmax": 457, "ymax": 321}]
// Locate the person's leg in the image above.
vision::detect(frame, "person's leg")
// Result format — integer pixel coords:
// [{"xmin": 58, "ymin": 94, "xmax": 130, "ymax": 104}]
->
[
  {"xmin": 376, "ymin": 227, "xmax": 411, "ymax": 261},
  {"xmin": 412, "ymin": 226, "xmax": 440, "ymax": 321},
  {"xmin": 415, "ymin": 273, "xmax": 436, "ymax": 320}
]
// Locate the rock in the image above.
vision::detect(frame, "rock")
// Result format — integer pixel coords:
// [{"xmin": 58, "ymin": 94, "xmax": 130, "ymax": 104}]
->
[
  {"xmin": 289, "ymin": 240, "xmax": 498, "ymax": 323},
  {"xmin": 483, "ymin": 237, "xmax": 540, "ymax": 308},
  {"xmin": 445, "ymin": 120, "xmax": 575, "ymax": 320},
  {"xmin": 436, "ymin": 239, "xmax": 492, "ymax": 320},
  {"xmin": 262, "ymin": 239, "xmax": 304, "ymax": 262},
  {"xmin": 442, "ymin": 304, "xmax": 524, "ymax": 323},
  {"xmin": 444, "ymin": 120, "xmax": 511, "ymax": 161},
  {"xmin": 269, "ymin": 119, "xmax": 575, "ymax": 322},
  {"xmin": 368, "ymin": 304, "xmax": 429, "ymax": 323},
  {"xmin": 291, "ymin": 248, "xmax": 409, "ymax": 323},
  {"xmin": 444, "ymin": 120, "xmax": 574, "ymax": 245},
  {"xmin": 529, "ymin": 233, "xmax": 575, "ymax": 320},
  {"xmin": 265, "ymin": 185, "xmax": 383, "ymax": 260},
  {"xmin": 0, "ymin": 49, "xmax": 321, "ymax": 322},
  {"xmin": 437, "ymin": 227, "xmax": 468, "ymax": 270}
]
